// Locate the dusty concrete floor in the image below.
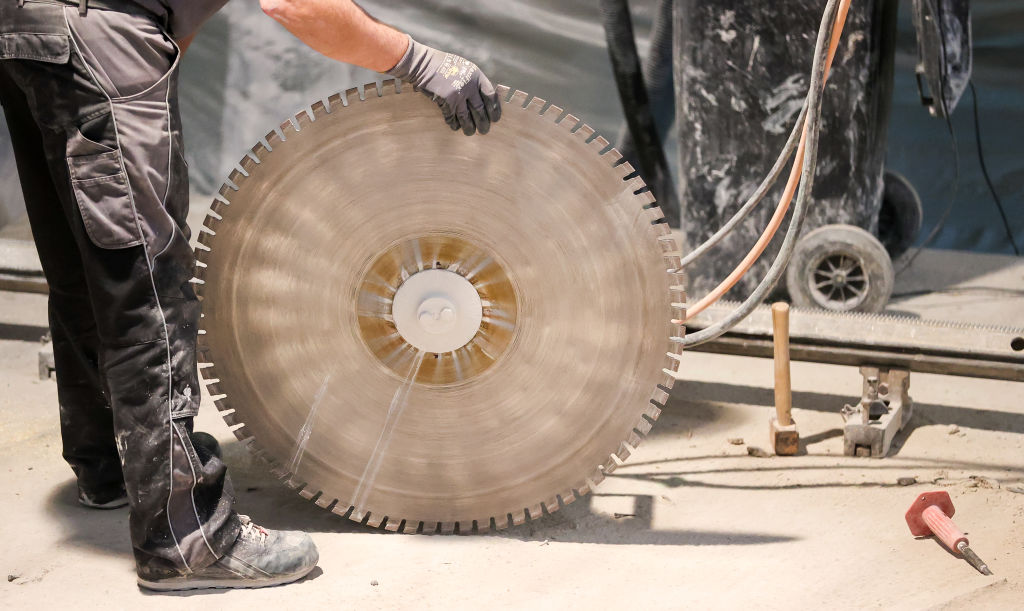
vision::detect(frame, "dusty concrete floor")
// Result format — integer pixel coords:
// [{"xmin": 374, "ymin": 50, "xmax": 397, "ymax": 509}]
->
[{"xmin": 1, "ymin": 250, "xmax": 1022, "ymax": 609}]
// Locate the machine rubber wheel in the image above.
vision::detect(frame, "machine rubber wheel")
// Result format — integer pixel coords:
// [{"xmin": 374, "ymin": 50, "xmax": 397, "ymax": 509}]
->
[
  {"xmin": 877, "ymin": 170, "xmax": 923, "ymax": 258},
  {"xmin": 785, "ymin": 224, "xmax": 894, "ymax": 313}
]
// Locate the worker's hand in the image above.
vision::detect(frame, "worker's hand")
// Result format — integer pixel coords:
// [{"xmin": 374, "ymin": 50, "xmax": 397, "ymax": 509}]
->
[{"xmin": 387, "ymin": 36, "xmax": 501, "ymax": 136}]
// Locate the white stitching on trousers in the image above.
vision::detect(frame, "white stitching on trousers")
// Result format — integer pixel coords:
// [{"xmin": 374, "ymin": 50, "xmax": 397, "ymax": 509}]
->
[{"xmin": 63, "ymin": 7, "xmax": 198, "ymax": 570}]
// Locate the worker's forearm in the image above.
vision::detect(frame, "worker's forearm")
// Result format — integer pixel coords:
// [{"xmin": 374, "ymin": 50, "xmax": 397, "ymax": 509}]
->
[
  {"xmin": 259, "ymin": 0, "xmax": 408, "ymax": 72},
  {"xmin": 176, "ymin": 33, "xmax": 196, "ymax": 55}
]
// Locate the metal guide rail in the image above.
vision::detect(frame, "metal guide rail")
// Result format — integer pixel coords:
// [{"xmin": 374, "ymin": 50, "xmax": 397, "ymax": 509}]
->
[
  {"xmin": 687, "ymin": 301, "xmax": 1023, "ymax": 457},
  {"xmin": 686, "ymin": 301, "xmax": 1024, "ymax": 383}
]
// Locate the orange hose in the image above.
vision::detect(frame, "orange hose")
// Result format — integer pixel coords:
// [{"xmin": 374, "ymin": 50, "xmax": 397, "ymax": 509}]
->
[{"xmin": 683, "ymin": 0, "xmax": 852, "ymax": 322}]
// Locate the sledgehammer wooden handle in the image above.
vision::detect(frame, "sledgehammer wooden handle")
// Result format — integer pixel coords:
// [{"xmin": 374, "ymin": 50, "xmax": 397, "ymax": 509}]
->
[{"xmin": 772, "ymin": 302, "xmax": 793, "ymax": 426}]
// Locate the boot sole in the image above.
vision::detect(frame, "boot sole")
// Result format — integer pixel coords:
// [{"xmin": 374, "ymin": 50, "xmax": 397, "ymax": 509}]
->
[
  {"xmin": 79, "ymin": 497, "xmax": 129, "ymax": 510},
  {"xmin": 137, "ymin": 564, "xmax": 316, "ymax": 592}
]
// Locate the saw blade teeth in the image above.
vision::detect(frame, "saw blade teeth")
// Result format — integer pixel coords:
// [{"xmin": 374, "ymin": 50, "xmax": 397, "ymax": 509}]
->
[
  {"xmin": 657, "ymin": 235, "xmax": 678, "ymax": 253},
  {"xmin": 298, "ymin": 488, "xmax": 320, "ymax": 502},
  {"xmin": 365, "ymin": 513, "xmax": 385, "ymax": 529},
  {"xmin": 559, "ymin": 113, "xmax": 580, "ymax": 131},
  {"xmin": 649, "ymin": 386, "xmax": 669, "ymax": 406},
  {"xmin": 588, "ymin": 135, "xmax": 611, "ymax": 155},
  {"xmin": 297, "ymin": 106, "xmax": 315, "ymax": 127},
  {"xmin": 645, "ymin": 401, "xmax": 663, "ymax": 420},
  {"xmin": 544, "ymin": 104, "xmax": 564, "ymax": 121},
  {"xmin": 658, "ymin": 371, "xmax": 676, "ymax": 391},
  {"xmin": 641, "ymin": 199, "xmax": 659, "ymax": 213},
  {"xmin": 263, "ymin": 126, "xmax": 284, "ymax": 149},
  {"xmin": 327, "ymin": 91, "xmax": 346, "ymax": 109},
  {"xmin": 634, "ymin": 417, "xmax": 654, "ymax": 436},
  {"xmin": 401, "ymin": 520, "xmax": 421, "ymax": 534},
  {"xmin": 495, "ymin": 83, "xmax": 510, "ymax": 99},
  {"xmin": 615, "ymin": 160, "xmax": 637, "ymax": 179},
  {"xmin": 209, "ymin": 199, "xmax": 228, "ymax": 217},
  {"xmin": 314, "ymin": 496, "xmax": 337, "ymax": 511},
  {"xmin": 525, "ymin": 96, "xmax": 546, "ymax": 113},
  {"xmin": 196, "ymin": 230, "xmax": 216, "ymax": 250},
  {"xmin": 574, "ymin": 123, "xmax": 595, "ymax": 141},
  {"xmin": 379, "ymin": 79, "xmax": 398, "ymax": 97},
  {"xmin": 331, "ymin": 504, "xmax": 354, "ymax": 520},
  {"xmin": 525, "ymin": 504, "xmax": 542, "ymax": 522},
  {"xmin": 640, "ymin": 206, "xmax": 664, "ymax": 225},
  {"xmin": 346, "ymin": 85, "xmax": 364, "ymax": 103},
  {"xmin": 509, "ymin": 89, "xmax": 530, "ymax": 108},
  {"xmin": 670, "ymin": 283, "xmax": 686, "ymax": 301},
  {"xmin": 310, "ymin": 99, "xmax": 329, "ymax": 118},
  {"xmin": 541, "ymin": 496, "xmax": 559, "ymax": 515},
  {"xmin": 625, "ymin": 430, "xmax": 644, "ymax": 449},
  {"xmin": 231, "ymin": 426, "xmax": 252, "ymax": 444},
  {"xmin": 510, "ymin": 510, "xmax": 527, "ymax": 527},
  {"xmin": 201, "ymin": 216, "xmax": 219, "ymax": 234},
  {"xmin": 663, "ymin": 253, "xmax": 682, "ymax": 271},
  {"xmin": 603, "ymin": 146, "xmax": 623, "ymax": 167},
  {"xmin": 650, "ymin": 221, "xmax": 671, "ymax": 236},
  {"xmin": 243, "ymin": 148, "xmax": 261, "ymax": 166},
  {"xmin": 383, "ymin": 518, "xmax": 402, "ymax": 533},
  {"xmin": 613, "ymin": 443, "xmax": 631, "ymax": 463},
  {"xmin": 282, "ymin": 115, "xmax": 301, "ymax": 136}
]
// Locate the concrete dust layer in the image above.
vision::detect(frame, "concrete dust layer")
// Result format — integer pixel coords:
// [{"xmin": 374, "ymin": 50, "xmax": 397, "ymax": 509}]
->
[{"xmin": 2, "ymin": 286, "xmax": 1023, "ymax": 608}]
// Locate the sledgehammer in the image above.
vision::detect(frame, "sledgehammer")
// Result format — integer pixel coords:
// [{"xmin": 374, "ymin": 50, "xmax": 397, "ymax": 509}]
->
[
  {"xmin": 769, "ymin": 302, "xmax": 798, "ymax": 455},
  {"xmin": 905, "ymin": 490, "xmax": 993, "ymax": 575}
]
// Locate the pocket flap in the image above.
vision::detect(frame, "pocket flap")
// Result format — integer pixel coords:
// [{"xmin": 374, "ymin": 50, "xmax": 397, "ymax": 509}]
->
[
  {"xmin": 68, "ymin": 150, "xmax": 122, "ymax": 181},
  {"xmin": 67, "ymin": 148, "xmax": 144, "ymax": 250},
  {"xmin": 0, "ymin": 33, "xmax": 70, "ymax": 63}
]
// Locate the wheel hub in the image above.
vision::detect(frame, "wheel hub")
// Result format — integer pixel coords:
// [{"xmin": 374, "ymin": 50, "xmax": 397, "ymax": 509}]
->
[
  {"xmin": 356, "ymin": 235, "xmax": 517, "ymax": 385},
  {"xmin": 392, "ymin": 269, "xmax": 483, "ymax": 353}
]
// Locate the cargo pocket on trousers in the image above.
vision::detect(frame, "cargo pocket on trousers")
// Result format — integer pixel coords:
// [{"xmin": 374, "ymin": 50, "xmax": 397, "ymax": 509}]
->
[{"xmin": 66, "ymin": 147, "xmax": 144, "ymax": 249}]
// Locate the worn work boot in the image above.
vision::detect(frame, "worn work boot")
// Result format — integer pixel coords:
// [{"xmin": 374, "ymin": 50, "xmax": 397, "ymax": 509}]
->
[
  {"xmin": 137, "ymin": 516, "xmax": 319, "ymax": 591},
  {"xmin": 78, "ymin": 484, "xmax": 129, "ymax": 510}
]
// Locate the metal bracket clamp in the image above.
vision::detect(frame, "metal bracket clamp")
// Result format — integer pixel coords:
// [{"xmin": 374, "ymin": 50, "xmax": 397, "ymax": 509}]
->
[{"xmin": 841, "ymin": 366, "xmax": 913, "ymax": 457}]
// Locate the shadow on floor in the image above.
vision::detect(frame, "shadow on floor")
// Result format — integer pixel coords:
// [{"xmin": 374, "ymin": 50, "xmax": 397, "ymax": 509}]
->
[
  {"xmin": 45, "ymin": 479, "xmax": 132, "ymax": 558},
  {"xmin": 0, "ymin": 321, "xmax": 48, "ymax": 342},
  {"xmin": 671, "ymin": 380, "xmax": 1024, "ymax": 437},
  {"xmin": 220, "ymin": 448, "xmax": 799, "ymax": 547}
]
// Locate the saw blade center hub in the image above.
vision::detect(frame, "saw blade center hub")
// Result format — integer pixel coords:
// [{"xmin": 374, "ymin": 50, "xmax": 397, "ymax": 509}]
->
[{"xmin": 392, "ymin": 268, "xmax": 482, "ymax": 353}]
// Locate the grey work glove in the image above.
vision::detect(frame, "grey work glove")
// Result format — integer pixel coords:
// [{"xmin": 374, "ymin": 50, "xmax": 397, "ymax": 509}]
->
[{"xmin": 387, "ymin": 36, "xmax": 502, "ymax": 136}]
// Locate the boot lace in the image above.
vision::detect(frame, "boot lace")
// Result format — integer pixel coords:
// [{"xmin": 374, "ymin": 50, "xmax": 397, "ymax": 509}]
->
[{"xmin": 238, "ymin": 515, "xmax": 268, "ymax": 544}]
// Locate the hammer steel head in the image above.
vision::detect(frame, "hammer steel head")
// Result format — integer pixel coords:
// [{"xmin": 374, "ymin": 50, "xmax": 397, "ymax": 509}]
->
[{"xmin": 905, "ymin": 490, "xmax": 955, "ymax": 537}]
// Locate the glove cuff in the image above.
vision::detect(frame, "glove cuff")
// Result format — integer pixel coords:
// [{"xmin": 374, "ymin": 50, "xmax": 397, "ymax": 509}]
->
[{"xmin": 385, "ymin": 35, "xmax": 419, "ymax": 80}]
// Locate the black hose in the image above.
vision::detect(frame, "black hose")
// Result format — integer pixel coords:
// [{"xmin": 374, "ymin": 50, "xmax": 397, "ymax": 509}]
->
[
  {"xmin": 616, "ymin": 0, "xmax": 676, "ymax": 163},
  {"xmin": 599, "ymin": 0, "xmax": 679, "ymax": 226},
  {"xmin": 678, "ymin": 0, "xmax": 840, "ymax": 348}
]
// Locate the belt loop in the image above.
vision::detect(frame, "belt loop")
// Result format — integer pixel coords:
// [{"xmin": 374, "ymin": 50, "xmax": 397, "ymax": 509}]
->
[{"xmin": 79, "ymin": 0, "xmax": 88, "ymax": 16}]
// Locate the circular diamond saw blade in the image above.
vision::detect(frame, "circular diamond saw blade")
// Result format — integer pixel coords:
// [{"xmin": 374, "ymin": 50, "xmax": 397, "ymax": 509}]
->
[{"xmin": 195, "ymin": 81, "xmax": 684, "ymax": 534}]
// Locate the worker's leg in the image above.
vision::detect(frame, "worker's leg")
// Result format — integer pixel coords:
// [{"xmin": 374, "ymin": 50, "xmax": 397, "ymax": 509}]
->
[
  {"xmin": 0, "ymin": 63, "xmax": 125, "ymax": 507},
  {"xmin": 0, "ymin": 1, "xmax": 239, "ymax": 575}
]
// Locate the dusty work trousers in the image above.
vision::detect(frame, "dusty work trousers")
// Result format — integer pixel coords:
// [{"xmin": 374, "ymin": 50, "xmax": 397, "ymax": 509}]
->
[{"xmin": 0, "ymin": 0, "xmax": 239, "ymax": 576}]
